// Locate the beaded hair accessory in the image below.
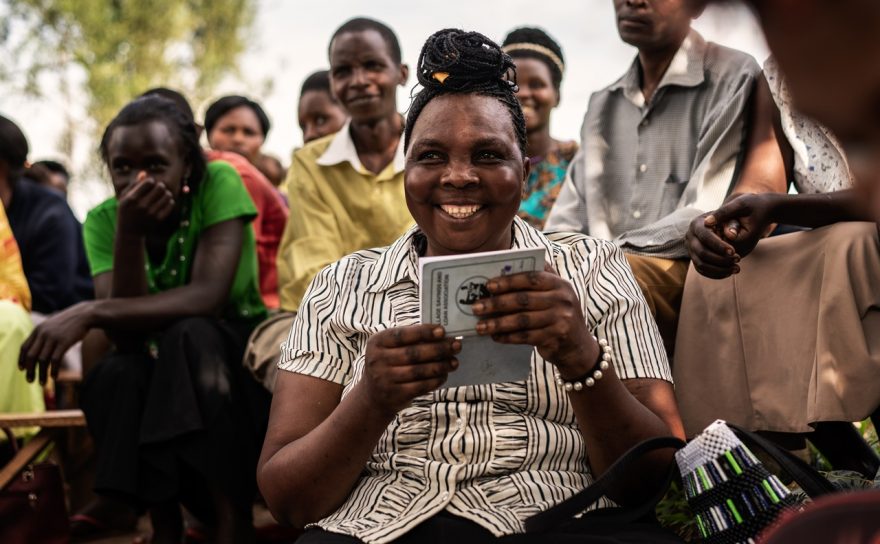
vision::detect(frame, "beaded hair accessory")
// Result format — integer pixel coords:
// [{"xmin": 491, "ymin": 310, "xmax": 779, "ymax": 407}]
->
[{"xmin": 501, "ymin": 42, "xmax": 565, "ymax": 75}]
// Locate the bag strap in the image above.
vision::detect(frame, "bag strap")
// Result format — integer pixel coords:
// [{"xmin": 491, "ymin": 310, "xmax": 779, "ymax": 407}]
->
[
  {"xmin": 525, "ymin": 435, "xmax": 685, "ymax": 533},
  {"xmin": 727, "ymin": 424, "xmax": 836, "ymax": 498}
]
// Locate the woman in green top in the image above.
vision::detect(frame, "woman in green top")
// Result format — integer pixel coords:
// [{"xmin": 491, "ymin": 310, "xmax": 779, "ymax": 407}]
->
[{"xmin": 19, "ymin": 95, "xmax": 269, "ymax": 543}]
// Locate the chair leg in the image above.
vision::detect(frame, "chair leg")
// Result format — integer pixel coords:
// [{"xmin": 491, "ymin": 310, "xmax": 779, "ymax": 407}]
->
[{"xmin": 808, "ymin": 421, "xmax": 880, "ymax": 479}]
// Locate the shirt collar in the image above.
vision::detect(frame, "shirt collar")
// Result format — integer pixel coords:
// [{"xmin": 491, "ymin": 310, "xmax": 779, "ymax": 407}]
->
[
  {"xmin": 609, "ymin": 29, "xmax": 707, "ymax": 106},
  {"xmin": 364, "ymin": 216, "xmax": 555, "ymax": 294},
  {"xmin": 316, "ymin": 119, "xmax": 406, "ymax": 176}
]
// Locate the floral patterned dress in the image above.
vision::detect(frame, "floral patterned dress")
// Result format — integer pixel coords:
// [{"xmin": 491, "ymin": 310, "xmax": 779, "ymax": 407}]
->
[{"xmin": 518, "ymin": 140, "xmax": 578, "ymax": 229}]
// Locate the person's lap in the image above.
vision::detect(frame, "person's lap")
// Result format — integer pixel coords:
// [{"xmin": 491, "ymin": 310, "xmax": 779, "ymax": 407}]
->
[
  {"xmin": 81, "ymin": 316, "xmax": 269, "ymax": 513},
  {"xmin": 297, "ymin": 511, "xmax": 683, "ymax": 544},
  {"xmin": 674, "ymin": 222, "xmax": 880, "ymax": 435}
]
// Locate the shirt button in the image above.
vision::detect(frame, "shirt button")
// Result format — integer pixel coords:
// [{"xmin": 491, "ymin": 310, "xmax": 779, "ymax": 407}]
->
[
  {"xmin": 639, "ymin": 164, "xmax": 647, "ymax": 173},
  {"xmin": 633, "ymin": 210, "xmax": 642, "ymax": 219},
  {"xmin": 440, "ymin": 492, "xmax": 450, "ymax": 501}
]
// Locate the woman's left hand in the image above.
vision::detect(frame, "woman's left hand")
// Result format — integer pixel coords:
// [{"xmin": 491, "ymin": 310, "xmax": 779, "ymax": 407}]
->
[
  {"xmin": 471, "ymin": 268, "xmax": 599, "ymax": 377},
  {"xmin": 19, "ymin": 302, "xmax": 94, "ymax": 384}
]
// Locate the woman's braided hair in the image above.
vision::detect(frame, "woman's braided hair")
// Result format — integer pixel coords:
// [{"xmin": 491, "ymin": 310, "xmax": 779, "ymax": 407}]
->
[
  {"xmin": 502, "ymin": 27, "xmax": 565, "ymax": 92},
  {"xmin": 100, "ymin": 95, "xmax": 206, "ymax": 191},
  {"xmin": 404, "ymin": 28, "xmax": 527, "ymax": 156}
]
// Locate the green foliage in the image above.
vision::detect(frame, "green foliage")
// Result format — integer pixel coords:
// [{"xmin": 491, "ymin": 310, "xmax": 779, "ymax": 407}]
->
[
  {"xmin": 1, "ymin": 0, "xmax": 255, "ymax": 131},
  {"xmin": 656, "ymin": 479, "xmax": 701, "ymax": 542}
]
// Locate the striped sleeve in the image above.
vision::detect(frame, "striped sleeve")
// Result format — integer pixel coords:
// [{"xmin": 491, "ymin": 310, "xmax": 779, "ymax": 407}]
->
[
  {"xmin": 581, "ymin": 239, "xmax": 673, "ymax": 381},
  {"xmin": 277, "ymin": 261, "xmax": 354, "ymax": 385}
]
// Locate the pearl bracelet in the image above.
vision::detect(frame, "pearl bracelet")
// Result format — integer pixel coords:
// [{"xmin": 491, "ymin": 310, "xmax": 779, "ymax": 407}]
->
[{"xmin": 554, "ymin": 338, "xmax": 612, "ymax": 392}]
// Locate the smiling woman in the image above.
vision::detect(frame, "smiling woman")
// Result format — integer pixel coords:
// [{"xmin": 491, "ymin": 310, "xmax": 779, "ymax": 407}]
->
[
  {"xmin": 258, "ymin": 28, "xmax": 684, "ymax": 544},
  {"xmin": 501, "ymin": 27, "xmax": 578, "ymax": 230}
]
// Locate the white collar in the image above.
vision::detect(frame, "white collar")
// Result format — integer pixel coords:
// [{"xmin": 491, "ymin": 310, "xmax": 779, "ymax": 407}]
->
[{"xmin": 316, "ymin": 119, "xmax": 406, "ymax": 175}]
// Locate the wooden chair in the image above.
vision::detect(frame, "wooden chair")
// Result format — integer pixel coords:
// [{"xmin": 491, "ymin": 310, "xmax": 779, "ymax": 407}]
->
[{"xmin": 0, "ymin": 410, "xmax": 86, "ymax": 490}]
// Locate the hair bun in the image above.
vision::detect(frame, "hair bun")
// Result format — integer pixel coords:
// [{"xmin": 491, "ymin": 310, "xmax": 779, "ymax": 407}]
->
[{"xmin": 416, "ymin": 28, "xmax": 516, "ymax": 92}]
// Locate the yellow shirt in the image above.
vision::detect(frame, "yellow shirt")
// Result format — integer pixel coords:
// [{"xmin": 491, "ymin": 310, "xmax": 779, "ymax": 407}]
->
[
  {"xmin": 278, "ymin": 121, "xmax": 413, "ymax": 310},
  {"xmin": 0, "ymin": 200, "xmax": 31, "ymax": 311}
]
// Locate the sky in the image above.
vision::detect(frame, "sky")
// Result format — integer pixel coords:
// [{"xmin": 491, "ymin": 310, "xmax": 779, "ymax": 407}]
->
[{"xmin": 0, "ymin": 0, "xmax": 769, "ymax": 218}]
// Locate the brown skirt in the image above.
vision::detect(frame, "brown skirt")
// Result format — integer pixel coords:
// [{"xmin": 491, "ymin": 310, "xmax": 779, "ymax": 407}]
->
[{"xmin": 674, "ymin": 222, "xmax": 880, "ymax": 436}]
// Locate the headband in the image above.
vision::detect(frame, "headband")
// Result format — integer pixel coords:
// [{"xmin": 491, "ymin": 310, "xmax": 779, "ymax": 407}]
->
[{"xmin": 502, "ymin": 43, "xmax": 565, "ymax": 75}]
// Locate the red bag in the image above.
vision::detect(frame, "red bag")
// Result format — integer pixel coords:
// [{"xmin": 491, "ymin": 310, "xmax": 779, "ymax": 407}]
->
[{"xmin": 0, "ymin": 431, "xmax": 70, "ymax": 544}]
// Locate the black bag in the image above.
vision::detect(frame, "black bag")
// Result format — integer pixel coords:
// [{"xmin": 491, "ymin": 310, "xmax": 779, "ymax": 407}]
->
[{"xmin": 525, "ymin": 436, "xmax": 687, "ymax": 533}]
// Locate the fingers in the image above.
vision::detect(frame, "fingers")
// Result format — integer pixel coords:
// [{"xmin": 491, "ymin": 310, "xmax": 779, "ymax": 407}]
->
[
  {"xmin": 375, "ymin": 324, "xmax": 446, "ymax": 348},
  {"xmin": 120, "ymin": 175, "xmax": 157, "ymax": 201},
  {"xmin": 489, "ymin": 325, "xmax": 556, "ymax": 347},
  {"xmin": 20, "ymin": 331, "xmax": 52, "ymax": 384},
  {"xmin": 475, "ymin": 309, "xmax": 554, "ymax": 336},
  {"xmin": 385, "ymin": 358, "xmax": 458, "ymax": 384},
  {"xmin": 380, "ymin": 337, "xmax": 462, "ymax": 366},
  {"xmin": 485, "ymin": 271, "xmax": 556, "ymax": 295},
  {"xmin": 18, "ymin": 334, "xmax": 37, "ymax": 382},
  {"xmin": 146, "ymin": 190, "xmax": 175, "ymax": 219},
  {"xmin": 471, "ymin": 289, "xmax": 557, "ymax": 315},
  {"xmin": 693, "ymin": 219, "xmax": 737, "ymax": 260},
  {"xmin": 711, "ymin": 197, "xmax": 750, "ymax": 226},
  {"xmin": 723, "ymin": 220, "xmax": 742, "ymax": 241}
]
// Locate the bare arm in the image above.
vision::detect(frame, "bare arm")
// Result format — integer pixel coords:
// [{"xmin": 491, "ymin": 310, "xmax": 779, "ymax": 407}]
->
[
  {"xmin": 258, "ymin": 324, "xmax": 460, "ymax": 527},
  {"xmin": 473, "ymin": 271, "xmax": 683, "ymax": 506},
  {"xmin": 19, "ymin": 218, "xmax": 244, "ymax": 382},
  {"xmin": 728, "ymin": 74, "xmax": 789, "ymax": 197},
  {"xmin": 567, "ymin": 372, "xmax": 682, "ymax": 505},
  {"xmin": 257, "ymin": 374, "xmax": 391, "ymax": 527}
]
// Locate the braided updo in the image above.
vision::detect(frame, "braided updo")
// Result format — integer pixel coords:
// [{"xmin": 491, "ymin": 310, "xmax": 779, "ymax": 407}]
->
[{"xmin": 404, "ymin": 29, "xmax": 527, "ymax": 156}]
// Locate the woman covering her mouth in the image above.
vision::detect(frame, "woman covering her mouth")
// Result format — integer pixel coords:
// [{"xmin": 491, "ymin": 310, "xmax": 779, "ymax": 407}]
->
[{"xmin": 258, "ymin": 28, "xmax": 684, "ymax": 544}]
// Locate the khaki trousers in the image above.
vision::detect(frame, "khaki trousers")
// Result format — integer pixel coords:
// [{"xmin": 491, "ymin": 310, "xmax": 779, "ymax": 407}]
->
[{"xmin": 624, "ymin": 254, "xmax": 689, "ymax": 357}]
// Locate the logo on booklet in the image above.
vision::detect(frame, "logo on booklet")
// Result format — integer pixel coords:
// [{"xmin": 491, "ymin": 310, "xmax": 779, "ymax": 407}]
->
[{"xmin": 456, "ymin": 276, "xmax": 490, "ymax": 316}]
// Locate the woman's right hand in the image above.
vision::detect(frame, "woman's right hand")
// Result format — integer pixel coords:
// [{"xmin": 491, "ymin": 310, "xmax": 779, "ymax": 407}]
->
[
  {"xmin": 361, "ymin": 324, "xmax": 461, "ymax": 417},
  {"xmin": 117, "ymin": 173, "xmax": 176, "ymax": 236}
]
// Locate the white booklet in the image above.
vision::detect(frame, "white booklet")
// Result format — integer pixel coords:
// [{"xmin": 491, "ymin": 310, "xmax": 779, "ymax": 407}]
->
[{"xmin": 419, "ymin": 247, "xmax": 545, "ymax": 387}]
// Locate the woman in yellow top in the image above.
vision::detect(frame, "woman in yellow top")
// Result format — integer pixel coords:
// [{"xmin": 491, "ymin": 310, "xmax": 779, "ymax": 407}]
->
[{"xmin": 0, "ymin": 126, "xmax": 44, "ymax": 437}]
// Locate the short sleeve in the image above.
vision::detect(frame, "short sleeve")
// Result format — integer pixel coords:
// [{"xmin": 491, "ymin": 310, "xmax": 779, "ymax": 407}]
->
[
  {"xmin": 579, "ymin": 239, "xmax": 673, "ymax": 382},
  {"xmin": 277, "ymin": 262, "xmax": 354, "ymax": 385},
  {"xmin": 83, "ymin": 200, "xmax": 117, "ymax": 277},
  {"xmin": 200, "ymin": 161, "xmax": 258, "ymax": 228}
]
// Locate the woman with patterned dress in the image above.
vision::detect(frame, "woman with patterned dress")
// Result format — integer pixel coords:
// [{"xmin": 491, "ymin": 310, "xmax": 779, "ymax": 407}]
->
[{"xmin": 501, "ymin": 27, "xmax": 578, "ymax": 230}]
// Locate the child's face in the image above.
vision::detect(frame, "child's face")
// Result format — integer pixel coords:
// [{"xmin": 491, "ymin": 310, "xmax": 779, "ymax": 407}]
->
[
  {"xmin": 298, "ymin": 90, "xmax": 348, "ymax": 144},
  {"xmin": 105, "ymin": 120, "xmax": 188, "ymax": 199}
]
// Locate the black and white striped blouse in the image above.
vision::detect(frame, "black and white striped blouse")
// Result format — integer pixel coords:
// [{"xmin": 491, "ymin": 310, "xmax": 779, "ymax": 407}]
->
[{"xmin": 278, "ymin": 217, "xmax": 672, "ymax": 543}]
